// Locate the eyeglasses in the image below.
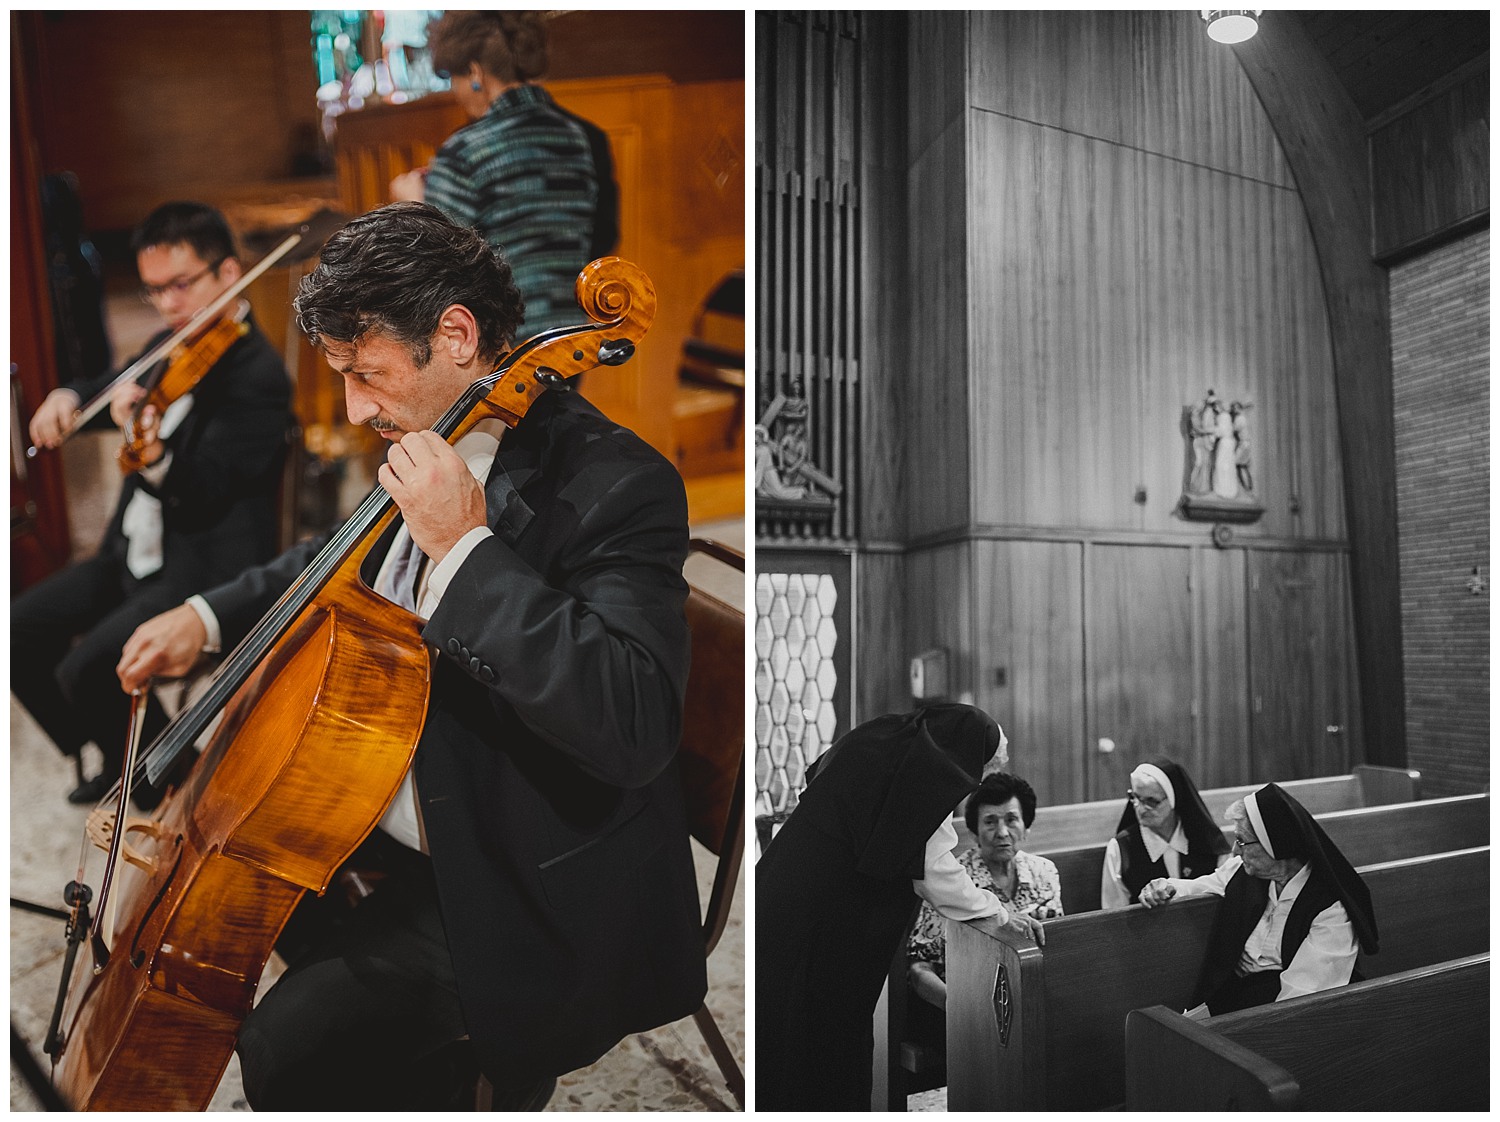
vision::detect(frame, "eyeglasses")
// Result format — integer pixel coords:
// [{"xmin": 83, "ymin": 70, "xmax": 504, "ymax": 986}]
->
[
  {"xmin": 1126, "ymin": 790, "xmax": 1167, "ymax": 810},
  {"xmin": 1233, "ymin": 833, "xmax": 1266, "ymax": 852},
  {"xmin": 139, "ymin": 259, "xmax": 224, "ymax": 303}
]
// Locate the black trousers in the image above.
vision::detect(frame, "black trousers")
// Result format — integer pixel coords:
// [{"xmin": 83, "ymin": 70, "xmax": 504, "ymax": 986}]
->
[
  {"xmin": 1204, "ymin": 968, "xmax": 1283, "ymax": 1015},
  {"xmin": 11, "ymin": 552, "xmax": 172, "ymax": 774},
  {"xmin": 235, "ymin": 829, "xmax": 475, "ymax": 1111}
]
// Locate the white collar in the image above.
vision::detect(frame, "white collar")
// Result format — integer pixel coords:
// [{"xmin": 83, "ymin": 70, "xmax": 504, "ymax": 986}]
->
[{"xmin": 1141, "ymin": 820, "xmax": 1188, "ymax": 862}]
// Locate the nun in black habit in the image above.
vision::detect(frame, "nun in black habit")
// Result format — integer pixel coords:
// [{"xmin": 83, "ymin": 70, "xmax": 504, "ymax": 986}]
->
[
  {"xmin": 755, "ymin": 703, "xmax": 1043, "ymax": 1110},
  {"xmin": 1140, "ymin": 782, "xmax": 1379, "ymax": 1015},
  {"xmin": 1101, "ymin": 757, "xmax": 1231, "ymax": 908}
]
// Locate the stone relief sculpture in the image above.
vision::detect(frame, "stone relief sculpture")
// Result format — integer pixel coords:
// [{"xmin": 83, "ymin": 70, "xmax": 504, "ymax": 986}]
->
[
  {"xmin": 754, "ymin": 388, "xmax": 842, "ymax": 504},
  {"xmin": 1180, "ymin": 389, "xmax": 1263, "ymax": 525}
]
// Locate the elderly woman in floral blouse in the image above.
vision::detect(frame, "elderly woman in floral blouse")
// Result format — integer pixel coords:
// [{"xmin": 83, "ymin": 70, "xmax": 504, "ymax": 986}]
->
[{"xmin": 907, "ymin": 771, "xmax": 1063, "ymax": 1010}]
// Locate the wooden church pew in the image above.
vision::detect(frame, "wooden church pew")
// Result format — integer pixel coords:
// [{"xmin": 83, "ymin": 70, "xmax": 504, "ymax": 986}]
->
[
  {"xmin": 985, "ymin": 764, "xmax": 1421, "ymax": 854},
  {"xmin": 1124, "ymin": 953, "xmax": 1489, "ymax": 1110},
  {"xmin": 1046, "ymin": 792, "xmax": 1488, "ymax": 914},
  {"xmin": 944, "ymin": 844, "xmax": 1489, "ymax": 1111},
  {"xmin": 874, "ymin": 792, "xmax": 1485, "ymax": 1107}
]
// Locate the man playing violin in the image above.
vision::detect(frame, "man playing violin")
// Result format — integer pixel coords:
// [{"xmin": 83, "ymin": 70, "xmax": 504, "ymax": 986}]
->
[
  {"xmin": 115, "ymin": 202, "xmax": 706, "ymax": 1110},
  {"xmin": 12, "ymin": 201, "xmax": 293, "ymax": 806}
]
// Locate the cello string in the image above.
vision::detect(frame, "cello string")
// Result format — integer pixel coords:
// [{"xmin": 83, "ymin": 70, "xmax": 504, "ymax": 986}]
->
[
  {"xmin": 134, "ymin": 310, "xmax": 620, "ymax": 787},
  {"xmin": 132, "ymin": 323, "xmax": 580, "ymax": 787}
]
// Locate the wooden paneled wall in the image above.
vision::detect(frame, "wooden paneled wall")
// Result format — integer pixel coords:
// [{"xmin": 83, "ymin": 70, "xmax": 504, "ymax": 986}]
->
[
  {"xmin": 26, "ymin": 11, "xmax": 322, "ymax": 233},
  {"xmin": 893, "ymin": 11, "xmax": 1360, "ymax": 803},
  {"xmin": 1371, "ymin": 66, "xmax": 1490, "ymax": 263}
]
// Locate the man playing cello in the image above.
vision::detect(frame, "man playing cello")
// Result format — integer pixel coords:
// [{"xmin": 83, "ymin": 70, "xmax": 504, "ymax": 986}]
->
[
  {"xmin": 13, "ymin": 201, "xmax": 293, "ymax": 807},
  {"xmin": 116, "ymin": 202, "xmax": 707, "ymax": 1109}
]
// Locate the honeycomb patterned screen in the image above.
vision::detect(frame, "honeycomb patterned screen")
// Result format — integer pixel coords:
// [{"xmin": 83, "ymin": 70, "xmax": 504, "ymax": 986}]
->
[{"xmin": 754, "ymin": 572, "xmax": 840, "ymax": 817}]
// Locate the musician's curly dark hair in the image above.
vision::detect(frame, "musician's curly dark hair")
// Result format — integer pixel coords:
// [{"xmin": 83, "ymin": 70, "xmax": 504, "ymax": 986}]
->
[
  {"xmin": 293, "ymin": 202, "xmax": 524, "ymax": 366},
  {"xmin": 427, "ymin": 11, "xmax": 548, "ymax": 84}
]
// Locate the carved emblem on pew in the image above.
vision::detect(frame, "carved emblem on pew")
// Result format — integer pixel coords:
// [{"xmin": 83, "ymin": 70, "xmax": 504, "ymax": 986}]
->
[
  {"xmin": 992, "ymin": 962, "xmax": 1013, "ymax": 1047},
  {"xmin": 1179, "ymin": 389, "xmax": 1264, "ymax": 525}
]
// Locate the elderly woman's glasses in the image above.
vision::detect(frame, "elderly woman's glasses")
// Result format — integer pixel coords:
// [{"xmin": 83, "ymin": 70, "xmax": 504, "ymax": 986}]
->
[{"xmin": 1126, "ymin": 790, "xmax": 1166, "ymax": 810}]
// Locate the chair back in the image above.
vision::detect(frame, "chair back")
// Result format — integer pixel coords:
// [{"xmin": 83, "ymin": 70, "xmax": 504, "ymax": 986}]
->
[{"xmin": 677, "ymin": 538, "xmax": 745, "ymax": 955}]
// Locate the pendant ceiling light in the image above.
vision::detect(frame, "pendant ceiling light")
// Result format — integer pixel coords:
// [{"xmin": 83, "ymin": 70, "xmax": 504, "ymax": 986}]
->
[{"xmin": 1201, "ymin": 10, "xmax": 1263, "ymax": 45}]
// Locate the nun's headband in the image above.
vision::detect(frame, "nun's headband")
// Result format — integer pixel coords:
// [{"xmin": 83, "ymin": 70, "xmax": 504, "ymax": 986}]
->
[
  {"xmin": 1243, "ymin": 789, "xmax": 1275, "ymax": 858},
  {"xmin": 1131, "ymin": 763, "xmax": 1175, "ymax": 809}
]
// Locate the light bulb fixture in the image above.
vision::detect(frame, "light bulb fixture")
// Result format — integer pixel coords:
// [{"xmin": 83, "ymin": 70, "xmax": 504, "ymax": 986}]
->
[{"xmin": 1201, "ymin": 10, "xmax": 1263, "ymax": 45}]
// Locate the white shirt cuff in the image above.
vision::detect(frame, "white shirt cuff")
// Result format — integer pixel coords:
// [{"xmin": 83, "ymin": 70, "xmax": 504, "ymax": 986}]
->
[
  {"xmin": 418, "ymin": 526, "xmax": 493, "ymax": 616},
  {"xmin": 139, "ymin": 449, "xmax": 173, "ymax": 486},
  {"xmin": 186, "ymin": 594, "xmax": 222, "ymax": 654}
]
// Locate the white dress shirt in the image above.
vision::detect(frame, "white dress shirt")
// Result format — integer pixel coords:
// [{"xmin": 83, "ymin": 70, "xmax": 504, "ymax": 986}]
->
[
  {"xmin": 120, "ymin": 393, "xmax": 195, "ymax": 578},
  {"xmin": 1166, "ymin": 855, "xmax": 1358, "ymax": 1003}
]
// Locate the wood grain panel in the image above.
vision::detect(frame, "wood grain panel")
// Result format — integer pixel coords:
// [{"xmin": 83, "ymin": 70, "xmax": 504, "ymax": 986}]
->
[
  {"xmin": 967, "ymin": 10, "xmax": 1293, "ymax": 188},
  {"xmin": 906, "ymin": 119, "xmax": 971, "ymax": 539},
  {"xmin": 1195, "ymin": 546, "xmax": 1250, "ymax": 787},
  {"xmin": 902, "ymin": 543, "xmax": 970, "ymax": 705},
  {"xmin": 1086, "ymin": 544, "xmax": 1195, "ymax": 800},
  {"xmin": 973, "ymin": 540, "xmax": 1085, "ymax": 806},
  {"xmin": 854, "ymin": 550, "xmax": 907, "ymax": 721},
  {"xmin": 1371, "ymin": 70, "xmax": 1489, "ymax": 261},
  {"xmin": 969, "ymin": 111, "xmax": 1339, "ymax": 542},
  {"xmin": 909, "ymin": 14, "xmax": 969, "ymax": 168},
  {"xmin": 857, "ymin": 13, "xmax": 909, "ymax": 544},
  {"xmin": 1246, "ymin": 550, "xmax": 1357, "ymax": 782}
]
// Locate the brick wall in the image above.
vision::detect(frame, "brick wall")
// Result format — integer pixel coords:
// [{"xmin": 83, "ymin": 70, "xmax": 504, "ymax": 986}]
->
[{"xmin": 1389, "ymin": 228, "xmax": 1489, "ymax": 794}]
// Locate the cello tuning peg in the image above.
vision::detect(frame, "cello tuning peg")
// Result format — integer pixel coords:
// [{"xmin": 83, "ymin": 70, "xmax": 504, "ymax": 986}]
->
[{"xmin": 534, "ymin": 367, "xmax": 570, "ymax": 392}]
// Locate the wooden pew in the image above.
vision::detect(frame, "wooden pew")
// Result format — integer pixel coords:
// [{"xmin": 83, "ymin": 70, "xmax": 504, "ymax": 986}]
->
[
  {"xmin": 990, "ymin": 764, "xmax": 1421, "ymax": 854},
  {"xmin": 876, "ymin": 793, "xmax": 1485, "ymax": 1107},
  {"xmin": 1047, "ymin": 792, "xmax": 1488, "ymax": 914},
  {"xmin": 1125, "ymin": 954, "xmax": 1489, "ymax": 1110},
  {"xmin": 945, "ymin": 844, "xmax": 1489, "ymax": 1110}
]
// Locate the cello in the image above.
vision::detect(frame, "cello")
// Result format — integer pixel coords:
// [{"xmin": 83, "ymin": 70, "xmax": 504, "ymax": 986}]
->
[{"xmin": 48, "ymin": 257, "xmax": 656, "ymax": 1110}]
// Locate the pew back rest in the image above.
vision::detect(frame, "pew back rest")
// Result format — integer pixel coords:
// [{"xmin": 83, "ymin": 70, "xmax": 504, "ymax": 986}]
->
[
  {"xmin": 1008, "ymin": 765, "xmax": 1421, "ymax": 854},
  {"xmin": 1126, "ymin": 954, "xmax": 1490, "ymax": 1110},
  {"xmin": 1357, "ymin": 845, "xmax": 1489, "ymax": 977},
  {"xmin": 1045, "ymin": 793, "xmax": 1489, "ymax": 916}
]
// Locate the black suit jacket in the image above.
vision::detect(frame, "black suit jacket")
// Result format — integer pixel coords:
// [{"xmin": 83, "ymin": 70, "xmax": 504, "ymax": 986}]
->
[
  {"xmin": 202, "ymin": 389, "xmax": 707, "ymax": 1081},
  {"xmin": 70, "ymin": 320, "xmax": 292, "ymax": 594}
]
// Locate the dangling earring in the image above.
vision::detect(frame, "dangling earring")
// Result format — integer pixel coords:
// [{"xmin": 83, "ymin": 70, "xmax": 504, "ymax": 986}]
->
[{"xmin": 471, "ymin": 80, "xmax": 482, "ymax": 92}]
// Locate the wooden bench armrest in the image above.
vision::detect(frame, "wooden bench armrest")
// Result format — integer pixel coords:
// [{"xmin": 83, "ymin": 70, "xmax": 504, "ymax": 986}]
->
[{"xmin": 1126, "ymin": 1005, "xmax": 1299, "ymax": 1110}]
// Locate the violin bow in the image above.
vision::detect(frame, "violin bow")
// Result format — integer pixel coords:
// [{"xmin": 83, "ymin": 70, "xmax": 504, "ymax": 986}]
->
[{"xmin": 27, "ymin": 230, "xmax": 304, "ymax": 458}]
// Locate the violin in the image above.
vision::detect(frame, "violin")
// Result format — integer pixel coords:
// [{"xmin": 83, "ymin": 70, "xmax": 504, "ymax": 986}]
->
[
  {"xmin": 26, "ymin": 230, "xmax": 304, "ymax": 461},
  {"xmin": 46, "ymin": 257, "xmax": 656, "ymax": 1111},
  {"xmin": 116, "ymin": 303, "xmax": 250, "ymax": 474}
]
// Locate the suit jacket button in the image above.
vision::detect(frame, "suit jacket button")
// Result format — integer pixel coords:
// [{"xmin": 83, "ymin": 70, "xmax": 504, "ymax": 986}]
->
[
  {"xmin": 447, "ymin": 639, "xmax": 460, "ymax": 655},
  {"xmin": 480, "ymin": 665, "xmax": 494, "ymax": 682},
  {"xmin": 469, "ymin": 657, "xmax": 482, "ymax": 673},
  {"xmin": 460, "ymin": 645, "xmax": 471, "ymax": 660}
]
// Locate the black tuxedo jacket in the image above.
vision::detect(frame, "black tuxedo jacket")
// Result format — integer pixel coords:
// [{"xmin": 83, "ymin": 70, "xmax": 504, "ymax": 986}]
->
[
  {"xmin": 69, "ymin": 320, "xmax": 292, "ymax": 595},
  {"xmin": 201, "ymin": 388, "xmax": 707, "ymax": 1081}
]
